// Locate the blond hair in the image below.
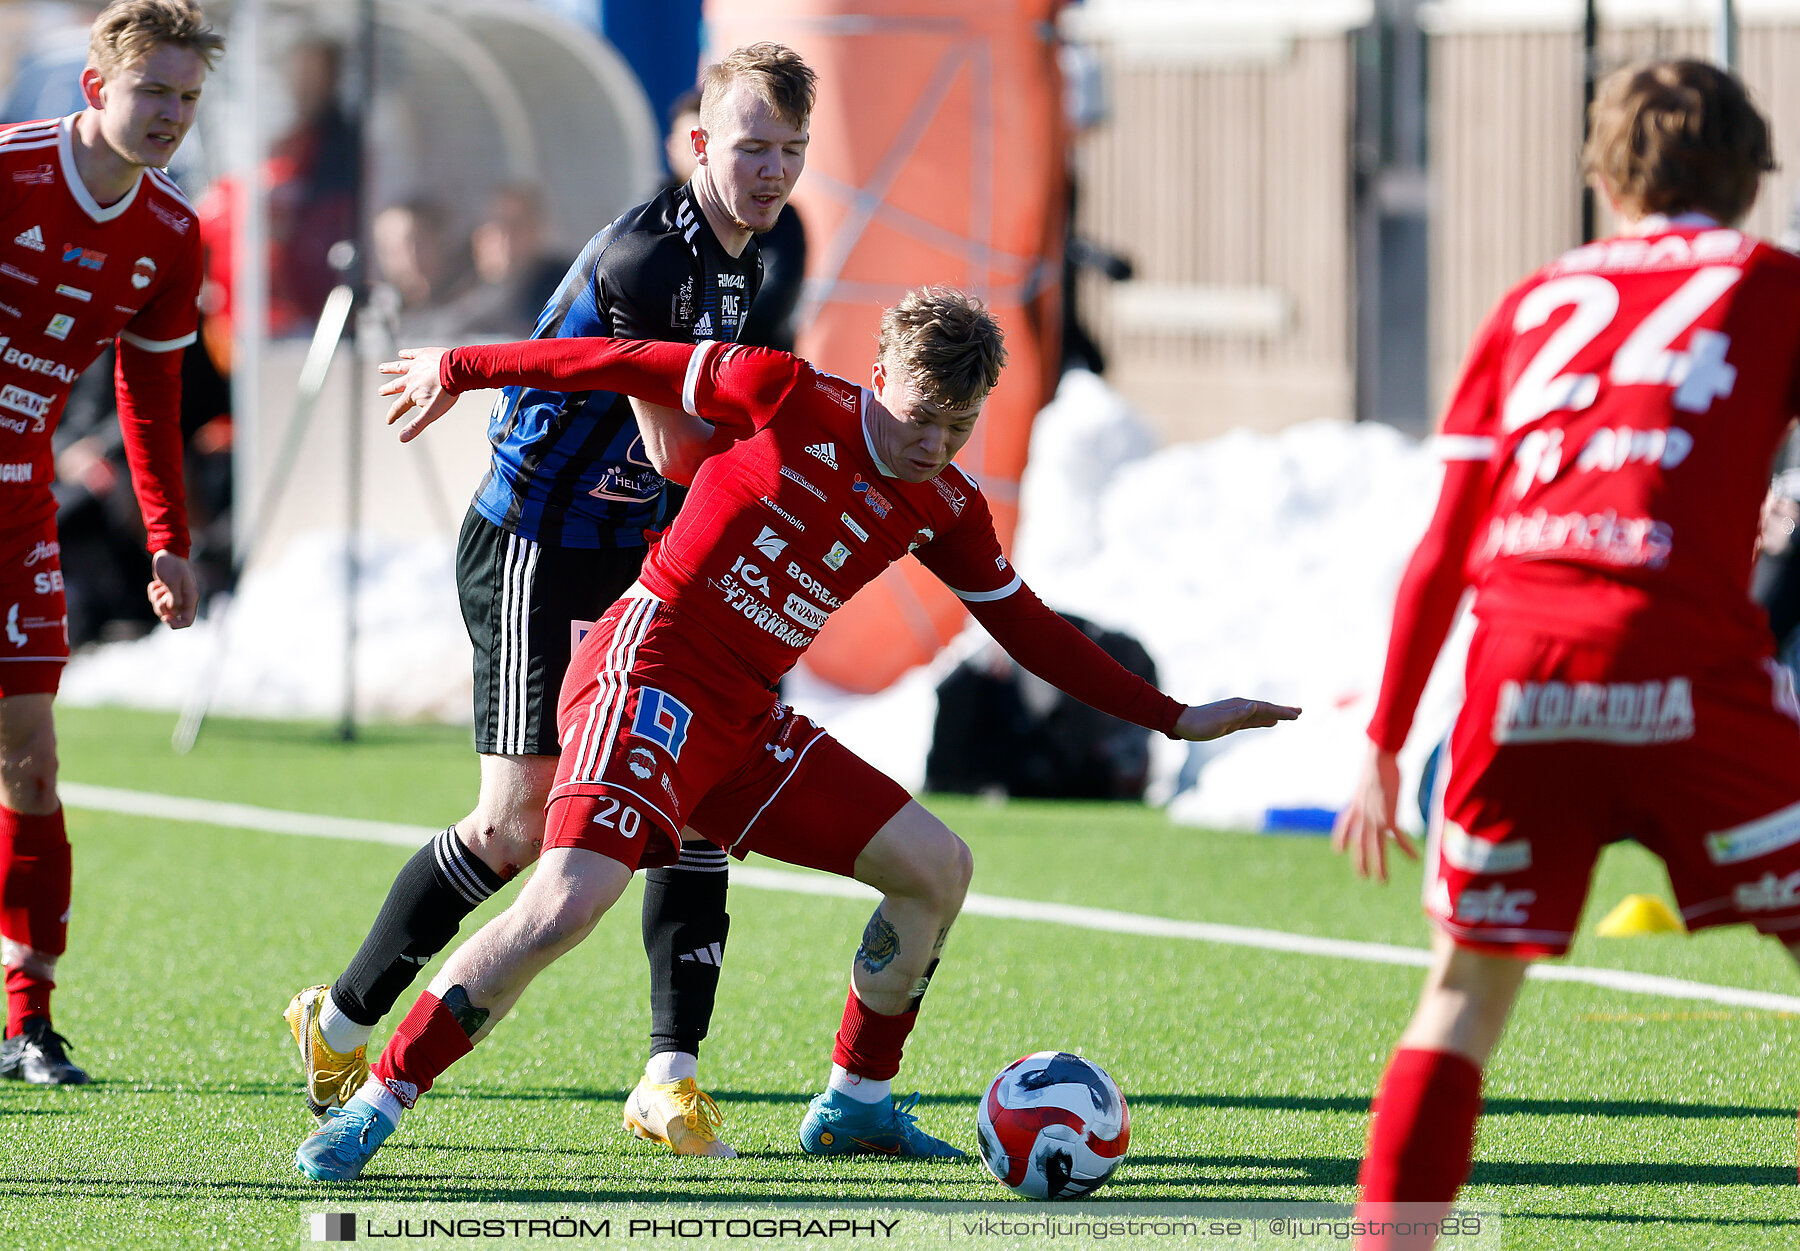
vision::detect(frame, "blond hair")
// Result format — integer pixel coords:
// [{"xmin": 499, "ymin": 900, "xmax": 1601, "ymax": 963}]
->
[
  {"xmin": 699, "ymin": 43, "xmax": 816, "ymax": 131},
  {"xmin": 88, "ymin": 0, "xmax": 225, "ymax": 78},
  {"xmin": 878, "ymin": 287, "xmax": 1008, "ymax": 410},
  {"xmin": 1584, "ymin": 59, "xmax": 1774, "ymax": 225}
]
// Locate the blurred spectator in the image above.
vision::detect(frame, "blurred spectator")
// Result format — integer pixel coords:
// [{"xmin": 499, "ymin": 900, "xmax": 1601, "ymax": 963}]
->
[
  {"xmin": 370, "ymin": 199, "xmax": 457, "ymax": 336},
  {"xmin": 432, "ymin": 184, "xmax": 570, "ymax": 337},
  {"xmin": 267, "ymin": 37, "xmax": 360, "ymax": 332},
  {"xmin": 666, "ymin": 89, "xmax": 809, "ymax": 352}
]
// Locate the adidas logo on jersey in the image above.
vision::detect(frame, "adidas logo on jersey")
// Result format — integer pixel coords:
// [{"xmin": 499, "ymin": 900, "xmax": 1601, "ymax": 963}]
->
[
  {"xmin": 12, "ymin": 226, "xmax": 42, "ymax": 252},
  {"xmin": 678, "ymin": 942, "xmax": 725, "ymax": 967},
  {"xmin": 694, "ymin": 312, "xmax": 713, "ymax": 337},
  {"xmin": 806, "ymin": 442, "xmax": 838, "ymax": 470}
]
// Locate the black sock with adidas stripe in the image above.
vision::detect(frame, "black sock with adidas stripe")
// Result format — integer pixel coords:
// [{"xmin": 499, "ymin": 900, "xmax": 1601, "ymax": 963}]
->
[
  {"xmin": 642, "ymin": 843, "xmax": 732, "ymax": 1060},
  {"xmin": 331, "ymin": 827, "xmax": 507, "ymax": 1027}
]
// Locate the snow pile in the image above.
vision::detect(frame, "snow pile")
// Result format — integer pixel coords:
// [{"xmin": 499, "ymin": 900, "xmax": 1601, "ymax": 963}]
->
[{"xmin": 64, "ymin": 370, "xmax": 1468, "ymax": 829}]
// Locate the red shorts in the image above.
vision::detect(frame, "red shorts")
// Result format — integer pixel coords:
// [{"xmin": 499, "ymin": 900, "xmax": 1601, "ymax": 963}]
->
[
  {"xmin": 1427, "ymin": 621, "xmax": 1800, "ymax": 957},
  {"xmin": 542, "ymin": 593, "xmax": 910, "ymax": 875},
  {"xmin": 0, "ymin": 516, "xmax": 67, "ymax": 697}
]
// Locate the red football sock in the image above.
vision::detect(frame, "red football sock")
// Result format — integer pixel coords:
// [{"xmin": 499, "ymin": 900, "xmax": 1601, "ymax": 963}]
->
[
  {"xmin": 829, "ymin": 984, "xmax": 917, "ymax": 1081},
  {"xmin": 0, "ymin": 807, "xmax": 70, "ymax": 1036},
  {"xmin": 1356, "ymin": 1047, "xmax": 1484, "ymax": 1251},
  {"xmin": 370, "ymin": 991, "xmax": 475, "ymax": 1108}
]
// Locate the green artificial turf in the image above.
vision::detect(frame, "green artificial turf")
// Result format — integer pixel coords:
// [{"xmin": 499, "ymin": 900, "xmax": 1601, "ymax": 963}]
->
[{"xmin": 2, "ymin": 706, "xmax": 1794, "ymax": 1247}]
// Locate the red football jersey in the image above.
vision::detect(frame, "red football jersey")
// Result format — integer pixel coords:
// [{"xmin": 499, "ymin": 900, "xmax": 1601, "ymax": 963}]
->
[
  {"xmin": 440, "ymin": 337, "xmax": 1184, "ymax": 734},
  {"xmin": 1443, "ymin": 218, "xmax": 1800, "ymax": 644},
  {"xmin": 640, "ymin": 340, "xmax": 1017, "ymax": 685},
  {"xmin": 1368, "ymin": 218, "xmax": 1800, "ymax": 750},
  {"xmin": 0, "ymin": 115, "xmax": 201, "ymax": 542}
]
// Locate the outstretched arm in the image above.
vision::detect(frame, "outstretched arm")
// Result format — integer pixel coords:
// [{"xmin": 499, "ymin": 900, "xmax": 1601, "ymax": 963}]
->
[{"xmin": 965, "ymin": 581, "xmax": 1299, "ymax": 742}]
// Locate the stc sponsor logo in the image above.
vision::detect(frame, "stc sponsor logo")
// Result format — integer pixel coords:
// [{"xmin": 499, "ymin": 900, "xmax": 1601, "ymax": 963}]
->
[
  {"xmin": 715, "ymin": 573, "xmax": 815, "ymax": 648},
  {"xmin": 44, "ymin": 313, "xmax": 72, "ymax": 341},
  {"xmin": 0, "ymin": 340, "xmax": 75, "ymax": 383},
  {"xmin": 61, "ymin": 244, "xmax": 105, "ymax": 270},
  {"xmin": 1492, "ymin": 676, "xmax": 1694, "ymax": 746},
  {"xmin": 823, "ymin": 541, "xmax": 851, "ymax": 572},
  {"xmin": 851, "ymin": 474, "xmax": 892, "ymax": 518},
  {"xmin": 758, "ymin": 496, "xmax": 806, "ymax": 532},
  {"xmin": 778, "ymin": 464, "xmax": 826, "ymax": 501},
  {"xmin": 1554, "ymin": 228, "xmax": 1749, "ymax": 276},
  {"xmin": 131, "ymin": 256, "xmax": 156, "ymax": 290},
  {"xmin": 785, "ymin": 562, "xmax": 842, "ymax": 609},
  {"xmin": 0, "ymin": 383, "xmax": 51, "ymax": 419},
  {"xmin": 752, "ymin": 527, "xmax": 787, "ymax": 561},
  {"xmin": 1478, "ymin": 508, "xmax": 1673, "ymax": 570},
  {"xmin": 0, "ymin": 463, "xmax": 32, "ymax": 483},
  {"xmin": 1734, "ymin": 870, "xmax": 1800, "ymax": 914},
  {"xmin": 805, "ymin": 441, "xmax": 838, "ymax": 469},
  {"xmin": 1451, "ymin": 884, "xmax": 1537, "ymax": 927},
  {"xmin": 931, "ymin": 475, "xmax": 966, "ymax": 515},
  {"xmin": 12, "ymin": 226, "xmax": 43, "ymax": 252},
  {"xmin": 782, "ymin": 593, "xmax": 830, "ymax": 631}
]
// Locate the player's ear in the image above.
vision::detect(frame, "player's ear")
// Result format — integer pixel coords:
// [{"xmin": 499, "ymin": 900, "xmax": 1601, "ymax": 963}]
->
[
  {"xmin": 693, "ymin": 125, "xmax": 710, "ymax": 168},
  {"xmin": 79, "ymin": 67, "xmax": 107, "ymax": 111},
  {"xmin": 870, "ymin": 357, "xmax": 888, "ymax": 396}
]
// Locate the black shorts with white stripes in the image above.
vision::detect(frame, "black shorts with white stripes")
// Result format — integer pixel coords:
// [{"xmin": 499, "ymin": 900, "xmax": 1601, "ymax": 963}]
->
[{"xmin": 456, "ymin": 507, "xmax": 647, "ymax": 756}]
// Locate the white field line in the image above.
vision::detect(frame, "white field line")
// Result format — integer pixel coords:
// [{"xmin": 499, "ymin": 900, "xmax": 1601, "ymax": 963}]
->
[{"xmin": 61, "ymin": 782, "xmax": 1800, "ymax": 1015}]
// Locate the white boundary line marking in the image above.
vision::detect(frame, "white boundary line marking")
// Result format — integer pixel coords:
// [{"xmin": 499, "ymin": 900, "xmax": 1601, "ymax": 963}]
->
[{"xmin": 61, "ymin": 783, "xmax": 1800, "ymax": 1015}]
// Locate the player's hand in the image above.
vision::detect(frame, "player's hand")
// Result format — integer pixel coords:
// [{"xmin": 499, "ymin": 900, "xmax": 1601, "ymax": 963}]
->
[
  {"xmin": 378, "ymin": 347, "xmax": 456, "ymax": 442},
  {"xmin": 1173, "ymin": 698, "xmax": 1301, "ymax": 742},
  {"xmin": 1332, "ymin": 743, "xmax": 1417, "ymax": 883},
  {"xmin": 148, "ymin": 549, "xmax": 198, "ymax": 630}
]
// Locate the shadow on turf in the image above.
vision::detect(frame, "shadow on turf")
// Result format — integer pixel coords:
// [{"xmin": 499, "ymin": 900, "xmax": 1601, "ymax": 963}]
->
[{"xmin": 1124, "ymin": 1092, "xmax": 1796, "ymax": 1121}]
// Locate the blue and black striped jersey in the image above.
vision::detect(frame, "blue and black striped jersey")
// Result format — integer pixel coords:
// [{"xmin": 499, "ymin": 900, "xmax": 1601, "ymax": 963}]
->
[{"xmin": 470, "ymin": 183, "xmax": 763, "ymax": 547}]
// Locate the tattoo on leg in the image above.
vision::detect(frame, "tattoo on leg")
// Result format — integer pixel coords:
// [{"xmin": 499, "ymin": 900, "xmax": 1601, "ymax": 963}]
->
[
  {"xmin": 440, "ymin": 985, "xmax": 490, "ymax": 1039},
  {"xmin": 856, "ymin": 909, "xmax": 901, "ymax": 975},
  {"xmin": 932, "ymin": 925, "xmax": 950, "ymax": 953}
]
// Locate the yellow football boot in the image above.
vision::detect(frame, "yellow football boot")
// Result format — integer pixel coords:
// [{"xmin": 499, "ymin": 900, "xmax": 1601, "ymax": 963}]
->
[
  {"xmin": 283, "ymin": 984, "xmax": 370, "ymax": 1124},
  {"xmin": 623, "ymin": 1076, "xmax": 738, "ymax": 1158}
]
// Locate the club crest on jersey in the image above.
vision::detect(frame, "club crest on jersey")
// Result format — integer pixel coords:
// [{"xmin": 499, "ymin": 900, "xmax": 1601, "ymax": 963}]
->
[
  {"xmin": 823, "ymin": 540, "xmax": 851, "ymax": 571},
  {"xmin": 631, "ymin": 688, "xmax": 693, "ymax": 761},
  {"xmin": 62, "ymin": 245, "xmax": 104, "ymax": 271},
  {"xmin": 851, "ymin": 474, "xmax": 892, "ymax": 518},
  {"xmin": 628, "ymin": 746, "xmax": 656, "ymax": 780},
  {"xmin": 131, "ymin": 257, "xmax": 156, "ymax": 290},
  {"xmin": 12, "ymin": 226, "xmax": 43, "ymax": 253}
]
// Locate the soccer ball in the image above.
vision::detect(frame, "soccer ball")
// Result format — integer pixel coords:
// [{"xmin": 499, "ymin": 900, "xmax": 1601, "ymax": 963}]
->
[{"xmin": 976, "ymin": 1051, "xmax": 1130, "ymax": 1199}]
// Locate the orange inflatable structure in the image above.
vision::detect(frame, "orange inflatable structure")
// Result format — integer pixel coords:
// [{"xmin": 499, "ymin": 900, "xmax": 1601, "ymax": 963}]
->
[{"xmin": 705, "ymin": 0, "xmax": 1067, "ymax": 692}]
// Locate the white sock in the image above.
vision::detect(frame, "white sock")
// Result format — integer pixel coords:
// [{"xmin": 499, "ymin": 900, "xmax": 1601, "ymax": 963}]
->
[
  {"xmin": 646, "ymin": 1051, "xmax": 698, "ymax": 1084},
  {"xmin": 352, "ymin": 1075, "xmax": 405, "ymax": 1129},
  {"xmin": 320, "ymin": 990, "xmax": 374, "ymax": 1054},
  {"xmin": 827, "ymin": 1064, "xmax": 891, "ymax": 1105}
]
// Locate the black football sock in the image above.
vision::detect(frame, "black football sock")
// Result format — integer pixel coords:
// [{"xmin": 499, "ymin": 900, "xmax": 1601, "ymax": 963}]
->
[
  {"xmin": 331, "ymin": 827, "xmax": 507, "ymax": 1027},
  {"xmin": 642, "ymin": 843, "xmax": 732, "ymax": 1060}
]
